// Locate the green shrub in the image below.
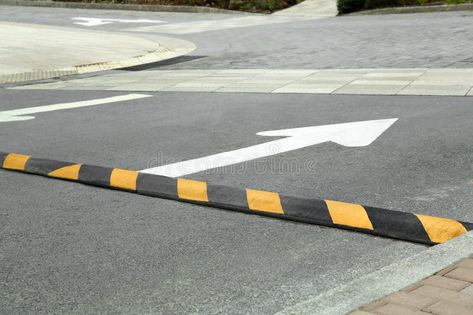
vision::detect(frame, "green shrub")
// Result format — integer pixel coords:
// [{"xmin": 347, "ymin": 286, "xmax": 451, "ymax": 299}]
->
[
  {"xmin": 337, "ymin": 0, "xmax": 365, "ymax": 13},
  {"xmin": 365, "ymin": 0, "xmax": 402, "ymax": 9}
]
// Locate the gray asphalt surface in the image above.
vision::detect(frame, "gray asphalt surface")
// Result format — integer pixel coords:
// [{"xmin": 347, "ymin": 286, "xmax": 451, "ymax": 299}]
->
[
  {"xmin": 0, "ymin": 89, "xmax": 428, "ymax": 314},
  {"xmin": 2, "ymin": 89, "xmax": 473, "ymax": 221},
  {"xmin": 2, "ymin": 5, "xmax": 473, "ymax": 314}
]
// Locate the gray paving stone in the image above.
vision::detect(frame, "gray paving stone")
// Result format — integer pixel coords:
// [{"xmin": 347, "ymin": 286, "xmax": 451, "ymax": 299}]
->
[
  {"xmin": 398, "ymin": 85, "xmax": 472, "ymax": 96},
  {"xmin": 272, "ymin": 83, "xmax": 343, "ymax": 93},
  {"xmin": 333, "ymin": 84, "xmax": 406, "ymax": 95}
]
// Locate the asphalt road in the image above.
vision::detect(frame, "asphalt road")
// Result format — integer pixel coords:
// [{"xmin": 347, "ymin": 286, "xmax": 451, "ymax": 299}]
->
[
  {"xmin": 2, "ymin": 5, "xmax": 473, "ymax": 314},
  {"xmin": 1, "ymin": 6, "xmax": 473, "ymax": 68},
  {"xmin": 4, "ymin": 88, "xmax": 473, "ymax": 313},
  {"xmin": 3, "ymin": 89, "xmax": 473, "ymax": 221}
]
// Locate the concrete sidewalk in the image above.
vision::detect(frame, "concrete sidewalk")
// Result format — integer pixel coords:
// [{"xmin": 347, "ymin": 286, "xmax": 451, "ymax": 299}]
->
[
  {"xmin": 127, "ymin": 0, "xmax": 337, "ymax": 35},
  {"xmin": 352, "ymin": 257, "xmax": 473, "ymax": 315},
  {"xmin": 279, "ymin": 232, "xmax": 473, "ymax": 314},
  {"xmin": 18, "ymin": 68, "xmax": 473, "ymax": 96},
  {"xmin": 0, "ymin": 22, "xmax": 196, "ymax": 84}
]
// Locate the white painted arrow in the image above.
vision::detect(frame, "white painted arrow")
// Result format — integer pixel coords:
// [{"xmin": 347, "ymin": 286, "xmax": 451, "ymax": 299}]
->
[
  {"xmin": 0, "ymin": 94, "xmax": 152, "ymax": 122},
  {"xmin": 72, "ymin": 17, "xmax": 165, "ymax": 27},
  {"xmin": 140, "ymin": 118, "xmax": 398, "ymax": 177}
]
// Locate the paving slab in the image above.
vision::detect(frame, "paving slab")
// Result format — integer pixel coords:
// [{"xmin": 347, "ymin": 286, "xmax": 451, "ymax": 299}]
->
[
  {"xmin": 352, "ymin": 256, "xmax": 473, "ymax": 315},
  {"xmin": 398, "ymin": 85, "xmax": 472, "ymax": 96},
  {"xmin": 333, "ymin": 84, "xmax": 407, "ymax": 95}
]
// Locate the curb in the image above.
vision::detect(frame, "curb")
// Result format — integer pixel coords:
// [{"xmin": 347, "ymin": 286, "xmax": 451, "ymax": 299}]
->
[
  {"xmin": 0, "ymin": 21, "xmax": 197, "ymax": 85},
  {"xmin": 0, "ymin": 0, "xmax": 249, "ymax": 14},
  {"xmin": 349, "ymin": 3, "xmax": 473, "ymax": 15},
  {"xmin": 0, "ymin": 45, "xmax": 194, "ymax": 85},
  {"xmin": 2, "ymin": 151, "xmax": 472, "ymax": 245},
  {"xmin": 278, "ymin": 231, "xmax": 473, "ymax": 314}
]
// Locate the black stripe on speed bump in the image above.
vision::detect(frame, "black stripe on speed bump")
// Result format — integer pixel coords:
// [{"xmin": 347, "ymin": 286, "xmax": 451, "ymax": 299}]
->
[
  {"xmin": 363, "ymin": 206, "xmax": 431, "ymax": 244},
  {"xmin": 462, "ymin": 221, "xmax": 473, "ymax": 231},
  {"xmin": 207, "ymin": 184, "xmax": 248, "ymax": 210},
  {"xmin": 281, "ymin": 196, "xmax": 333, "ymax": 225},
  {"xmin": 78, "ymin": 165, "xmax": 113, "ymax": 187},
  {"xmin": 137, "ymin": 173, "xmax": 177, "ymax": 199},
  {"xmin": 0, "ymin": 152, "xmax": 7, "ymax": 166},
  {"xmin": 25, "ymin": 158, "xmax": 76, "ymax": 176}
]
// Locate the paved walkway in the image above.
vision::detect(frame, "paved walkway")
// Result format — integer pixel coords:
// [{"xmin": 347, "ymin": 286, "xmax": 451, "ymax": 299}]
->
[
  {"xmin": 127, "ymin": 0, "xmax": 337, "ymax": 34},
  {"xmin": 274, "ymin": 0, "xmax": 337, "ymax": 16},
  {"xmin": 0, "ymin": 22, "xmax": 195, "ymax": 84},
  {"xmin": 352, "ymin": 257, "xmax": 473, "ymax": 315},
  {"xmin": 18, "ymin": 68, "xmax": 473, "ymax": 96}
]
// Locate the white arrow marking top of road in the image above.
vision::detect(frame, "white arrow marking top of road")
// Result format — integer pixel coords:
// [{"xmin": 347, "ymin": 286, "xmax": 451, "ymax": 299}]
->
[
  {"xmin": 72, "ymin": 17, "xmax": 165, "ymax": 27},
  {"xmin": 140, "ymin": 118, "xmax": 398, "ymax": 177},
  {"xmin": 0, "ymin": 94, "xmax": 152, "ymax": 122}
]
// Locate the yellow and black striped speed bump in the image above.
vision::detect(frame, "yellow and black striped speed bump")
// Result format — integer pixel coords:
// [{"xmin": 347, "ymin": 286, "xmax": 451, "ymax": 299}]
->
[{"xmin": 1, "ymin": 151, "xmax": 472, "ymax": 245}]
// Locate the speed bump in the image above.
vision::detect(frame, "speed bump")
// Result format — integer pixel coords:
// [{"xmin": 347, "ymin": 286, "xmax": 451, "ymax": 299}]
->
[{"xmin": 1, "ymin": 151, "xmax": 472, "ymax": 245}]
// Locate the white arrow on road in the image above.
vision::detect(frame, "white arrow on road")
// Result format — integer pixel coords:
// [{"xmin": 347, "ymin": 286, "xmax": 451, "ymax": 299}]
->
[
  {"xmin": 0, "ymin": 94, "xmax": 152, "ymax": 122},
  {"xmin": 72, "ymin": 17, "xmax": 165, "ymax": 27},
  {"xmin": 140, "ymin": 118, "xmax": 398, "ymax": 177}
]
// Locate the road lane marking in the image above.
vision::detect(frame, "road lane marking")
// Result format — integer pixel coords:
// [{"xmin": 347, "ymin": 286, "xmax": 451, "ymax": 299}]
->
[
  {"xmin": 72, "ymin": 17, "xmax": 165, "ymax": 27},
  {"xmin": 140, "ymin": 118, "xmax": 398, "ymax": 177},
  {"xmin": 0, "ymin": 94, "xmax": 152, "ymax": 122}
]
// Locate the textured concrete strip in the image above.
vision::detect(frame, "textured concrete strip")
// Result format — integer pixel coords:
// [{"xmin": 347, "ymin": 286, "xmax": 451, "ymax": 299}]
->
[
  {"xmin": 1, "ymin": 151, "xmax": 472, "ymax": 246},
  {"xmin": 277, "ymin": 231, "xmax": 473, "ymax": 315},
  {"xmin": 18, "ymin": 68, "xmax": 473, "ymax": 97}
]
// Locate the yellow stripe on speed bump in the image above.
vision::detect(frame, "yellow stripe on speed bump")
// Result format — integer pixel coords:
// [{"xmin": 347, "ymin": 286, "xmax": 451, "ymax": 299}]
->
[
  {"xmin": 246, "ymin": 189, "xmax": 284, "ymax": 214},
  {"xmin": 416, "ymin": 214, "xmax": 467, "ymax": 243},
  {"xmin": 3, "ymin": 153, "xmax": 31, "ymax": 171},
  {"xmin": 325, "ymin": 199, "xmax": 374, "ymax": 230},
  {"xmin": 110, "ymin": 168, "xmax": 138, "ymax": 191},
  {"xmin": 177, "ymin": 178, "xmax": 209, "ymax": 202},
  {"xmin": 48, "ymin": 164, "xmax": 81, "ymax": 180}
]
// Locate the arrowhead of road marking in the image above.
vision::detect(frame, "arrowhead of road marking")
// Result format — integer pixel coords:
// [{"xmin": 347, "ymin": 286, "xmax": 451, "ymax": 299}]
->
[{"xmin": 256, "ymin": 118, "xmax": 398, "ymax": 147}]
